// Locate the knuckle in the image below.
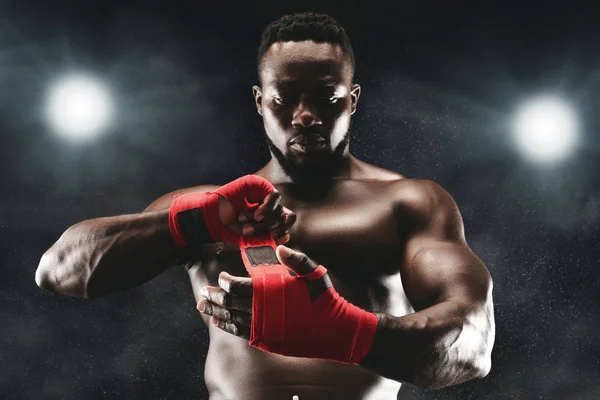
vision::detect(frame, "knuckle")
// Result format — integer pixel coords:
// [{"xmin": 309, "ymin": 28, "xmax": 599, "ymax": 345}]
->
[
  {"xmin": 273, "ymin": 204, "xmax": 283, "ymax": 215},
  {"xmin": 218, "ymin": 277, "xmax": 229, "ymax": 292},
  {"xmin": 221, "ymin": 293, "xmax": 230, "ymax": 307},
  {"xmin": 231, "ymin": 297, "xmax": 244, "ymax": 312},
  {"xmin": 297, "ymin": 253, "xmax": 309, "ymax": 265},
  {"xmin": 228, "ymin": 280, "xmax": 238, "ymax": 294},
  {"xmin": 232, "ymin": 313, "xmax": 243, "ymax": 325},
  {"xmin": 271, "ymin": 190, "xmax": 282, "ymax": 203},
  {"xmin": 286, "ymin": 213, "xmax": 297, "ymax": 226},
  {"xmin": 208, "ymin": 292, "xmax": 217, "ymax": 303}
]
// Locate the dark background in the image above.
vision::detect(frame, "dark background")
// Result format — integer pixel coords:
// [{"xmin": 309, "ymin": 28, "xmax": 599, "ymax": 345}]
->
[{"xmin": 2, "ymin": 0, "xmax": 599, "ymax": 399}]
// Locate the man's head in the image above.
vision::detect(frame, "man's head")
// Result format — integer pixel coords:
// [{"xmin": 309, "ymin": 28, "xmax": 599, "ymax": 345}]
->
[{"xmin": 252, "ymin": 12, "xmax": 361, "ymax": 183}]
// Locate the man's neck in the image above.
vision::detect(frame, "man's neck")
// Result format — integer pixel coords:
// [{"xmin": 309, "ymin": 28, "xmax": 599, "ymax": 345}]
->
[{"xmin": 256, "ymin": 151, "xmax": 359, "ymax": 184}]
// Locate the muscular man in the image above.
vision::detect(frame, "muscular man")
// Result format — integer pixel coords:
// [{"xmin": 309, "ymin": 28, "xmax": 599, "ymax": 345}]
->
[{"xmin": 36, "ymin": 12, "xmax": 495, "ymax": 400}]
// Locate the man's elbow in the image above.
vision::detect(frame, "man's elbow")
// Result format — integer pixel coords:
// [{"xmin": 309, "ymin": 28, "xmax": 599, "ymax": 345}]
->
[
  {"xmin": 35, "ymin": 252, "xmax": 58, "ymax": 294},
  {"xmin": 35, "ymin": 251, "xmax": 89, "ymax": 299},
  {"xmin": 469, "ymin": 353, "xmax": 492, "ymax": 382},
  {"xmin": 419, "ymin": 356, "xmax": 492, "ymax": 390}
]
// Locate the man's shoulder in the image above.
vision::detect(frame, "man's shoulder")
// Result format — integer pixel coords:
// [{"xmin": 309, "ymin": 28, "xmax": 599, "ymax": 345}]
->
[
  {"xmin": 388, "ymin": 178, "xmax": 459, "ymax": 225},
  {"xmin": 351, "ymin": 162, "xmax": 453, "ymax": 212},
  {"xmin": 143, "ymin": 184, "xmax": 221, "ymax": 212}
]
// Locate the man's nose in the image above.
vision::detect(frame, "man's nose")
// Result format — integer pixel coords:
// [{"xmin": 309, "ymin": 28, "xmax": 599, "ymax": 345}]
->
[{"xmin": 291, "ymin": 97, "xmax": 322, "ymax": 128}]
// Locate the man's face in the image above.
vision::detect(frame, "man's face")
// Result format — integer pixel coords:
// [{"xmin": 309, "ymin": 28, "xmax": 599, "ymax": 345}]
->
[{"xmin": 253, "ymin": 40, "xmax": 361, "ymax": 181}]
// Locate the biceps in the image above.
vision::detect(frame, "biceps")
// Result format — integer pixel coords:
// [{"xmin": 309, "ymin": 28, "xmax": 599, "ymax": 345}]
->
[{"xmin": 401, "ymin": 240, "xmax": 492, "ymax": 311}]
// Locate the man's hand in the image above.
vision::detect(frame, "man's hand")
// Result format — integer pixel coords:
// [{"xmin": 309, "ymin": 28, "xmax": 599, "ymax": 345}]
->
[
  {"xmin": 198, "ymin": 269, "xmax": 253, "ymax": 339},
  {"xmin": 169, "ymin": 175, "xmax": 296, "ymax": 248},
  {"xmin": 196, "ymin": 245, "xmax": 376, "ymax": 365},
  {"xmin": 218, "ymin": 189, "xmax": 297, "ymax": 247},
  {"xmin": 196, "ymin": 245, "xmax": 329, "ymax": 339}
]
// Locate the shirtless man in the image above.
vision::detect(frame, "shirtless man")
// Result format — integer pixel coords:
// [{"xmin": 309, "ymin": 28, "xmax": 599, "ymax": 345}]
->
[{"xmin": 35, "ymin": 12, "xmax": 495, "ymax": 400}]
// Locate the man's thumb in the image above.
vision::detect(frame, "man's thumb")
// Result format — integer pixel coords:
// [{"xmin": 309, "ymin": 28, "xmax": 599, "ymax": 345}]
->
[{"xmin": 276, "ymin": 245, "xmax": 316, "ymax": 276}]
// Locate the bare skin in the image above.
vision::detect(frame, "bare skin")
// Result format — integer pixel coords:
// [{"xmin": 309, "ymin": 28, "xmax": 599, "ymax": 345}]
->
[
  {"xmin": 150, "ymin": 165, "xmax": 418, "ymax": 400},
  {"xmin": 36, "ymin": 39, "xmax": 495, "ymax": 399}
]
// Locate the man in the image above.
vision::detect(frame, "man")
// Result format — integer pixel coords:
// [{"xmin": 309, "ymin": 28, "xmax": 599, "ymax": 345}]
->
[{"xmin": 36, "ymin": 12, "xmax": 495, "ymax": 400}]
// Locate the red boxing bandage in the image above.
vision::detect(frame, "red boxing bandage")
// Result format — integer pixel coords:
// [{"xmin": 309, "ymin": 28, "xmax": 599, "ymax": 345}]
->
[
  {"xmin": 168, "ymin": 175, "xmax": 275, "ymax": 246},
  {"xmin": 239, "ymin": 234, "xmax": 378, "ymax": 365}
]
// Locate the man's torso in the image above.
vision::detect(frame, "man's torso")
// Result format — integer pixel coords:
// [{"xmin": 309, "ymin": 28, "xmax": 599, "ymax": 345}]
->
[{"xmin": 185, "ymin": 172, "xmax": 417, "ymax": 400}]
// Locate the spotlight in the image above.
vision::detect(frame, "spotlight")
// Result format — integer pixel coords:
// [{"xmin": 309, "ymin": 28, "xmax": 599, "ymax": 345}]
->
[
  {"xmin": 45, "ymin": 73, "xmax": 114, "ymax": 142},
  {"xmin": 512, "ymin": 95, "xmax": 579, "ymax": 164}
]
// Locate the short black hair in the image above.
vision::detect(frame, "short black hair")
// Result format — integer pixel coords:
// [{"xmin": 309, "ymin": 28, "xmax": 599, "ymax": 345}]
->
[{"xmin": 257, "ymin": 12, "xmax": 355, "ymax": 83}]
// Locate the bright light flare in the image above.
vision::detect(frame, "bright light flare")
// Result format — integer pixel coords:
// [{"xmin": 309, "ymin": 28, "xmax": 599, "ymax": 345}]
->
[
  {"xmin": 45, "ymin": 74, "xmax": 114, "ymax": 142},
  {"xmin": 512, "ymin": 95, "xmax": 579, "ymax": 164}
]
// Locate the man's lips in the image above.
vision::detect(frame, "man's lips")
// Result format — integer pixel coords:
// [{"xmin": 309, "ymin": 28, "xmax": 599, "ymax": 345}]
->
[
  {"xmin": 289, "ymin": 133, "xmax": 326, "ymax": 146},
  {"xmin": 289, "ymin": 133, "xmax": 328, "ymax": 153}
]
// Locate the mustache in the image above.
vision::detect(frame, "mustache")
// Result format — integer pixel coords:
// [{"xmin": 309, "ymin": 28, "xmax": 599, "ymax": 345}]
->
[{"xmin": 289, "ymin": 129, "xmax": 327, "ymax": 145}]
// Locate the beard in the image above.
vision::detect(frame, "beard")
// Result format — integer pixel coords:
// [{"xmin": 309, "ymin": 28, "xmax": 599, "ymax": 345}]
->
[{"xmin": 264, "ymin": 130, "xmax": 350, "ymax": 184}]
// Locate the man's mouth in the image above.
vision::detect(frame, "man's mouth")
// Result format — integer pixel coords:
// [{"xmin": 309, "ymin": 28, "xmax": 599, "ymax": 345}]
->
[
  {"xmin": 290, "ymin": 141, "xmax": 327, "ymax": 153},
  {"xmin": 289, "ymin": 133, "xmax": 328, "ymax": 153},
  {"xmin": 289, "ymin": 133, "xmax": 326, "ymax": 146}
]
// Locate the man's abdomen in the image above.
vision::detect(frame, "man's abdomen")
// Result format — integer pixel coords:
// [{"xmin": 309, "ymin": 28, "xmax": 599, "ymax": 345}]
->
[{"xmin": 203, "ymin": 325, "xmax": 401, "ymax": 400}]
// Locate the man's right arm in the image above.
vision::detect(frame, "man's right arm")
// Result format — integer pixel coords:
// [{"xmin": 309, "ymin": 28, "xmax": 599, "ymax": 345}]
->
[{"xmin": 35, "ymin": 185, "xmax": 217, "ymax": 299}]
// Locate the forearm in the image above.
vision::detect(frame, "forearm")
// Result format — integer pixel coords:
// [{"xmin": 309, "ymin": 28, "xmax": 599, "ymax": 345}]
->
[
  {"xmin": 36, "ymin": 210, "xmax": 187, "ymax": 299},
  {"xmin": 359, "ymin": 301, "xmax": 493, "ymax": 389}
]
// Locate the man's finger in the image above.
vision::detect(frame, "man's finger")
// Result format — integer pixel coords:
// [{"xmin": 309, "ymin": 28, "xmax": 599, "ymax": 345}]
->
[
  {"xmin": 282, "ymin": 210, "xmax": 297, "ymax": 231},
  {"xmin": 238, "ymin": 208, "xmax": 256, "ymax": 223},
  {"xmin": 210, "ymin": 316, "xmax": 251, "ymax": 339},
  {"xmin": 275, "ymin": 245, "xmax": 318, "ymax": 276},
  {"xmin": 218, "ymin": 271, "xmax": 253, "ymax": 297},
  {"xmin": 201, "ymin": 284, "xmax": 252, "ymax": 313},
  {"xmin": 243, "ymin": 214, "xmax": 284, "ymax": 236},
  {"xmin": 270, "ymin": 223, "xmax": 290, "ymax": 240},
  {"xmin": 253, "ymin": 190, "xmax": 281, "ymax": 221},
  {"xmin": 274, "ymin": 233, "xmax": 291, "ymax": 245},
  {"xmin": 198, "ymin": 300, "xmax": 252, "ymax": 327},
  {"xmin": 242, "ymin": 207, "xmax": 296, "ymax": 236}
]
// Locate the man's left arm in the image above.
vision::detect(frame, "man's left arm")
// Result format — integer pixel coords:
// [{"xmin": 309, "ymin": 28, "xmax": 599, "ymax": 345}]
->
[{"xmin": 359, "ymin": 180, "xmax": 495, "ymax": 389}]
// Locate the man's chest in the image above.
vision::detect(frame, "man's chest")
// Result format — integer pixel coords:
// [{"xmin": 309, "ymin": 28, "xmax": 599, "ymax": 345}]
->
[
  {"xmin": 282, "ymin": 194, "xmax": 403, "ymax": 279},
  {"xmin": 195, "ymin": 183, "xmax": 411, "ymax": 314}
]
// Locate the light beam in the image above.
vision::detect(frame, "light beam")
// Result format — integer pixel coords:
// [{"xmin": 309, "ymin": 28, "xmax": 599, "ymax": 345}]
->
[
  {"xmin": 45, "ymin": 73, "xmax": 114, "ymax": 142},
  {"xmin": 512, "ymin": 95, "xmax": 579, "ymax": 164}
]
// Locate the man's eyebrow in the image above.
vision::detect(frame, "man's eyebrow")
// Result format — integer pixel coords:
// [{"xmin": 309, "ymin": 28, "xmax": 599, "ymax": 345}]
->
[
  {"xmin": 275, "ymin": 80, "xmax": 296, "ymax": 87},
  {"xmin": 318, "ymin": 78, "xmax": 339, "ymax": 86},
  {"xmin": 274, "ymin": 78, "xmax": 340, "ymax": 87}
]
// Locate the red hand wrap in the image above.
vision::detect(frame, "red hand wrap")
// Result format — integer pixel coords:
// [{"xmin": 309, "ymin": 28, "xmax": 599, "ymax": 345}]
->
[
  {"xmin": 240, "ymin": 234, "xmax": 378, "ymax": 364},
  {"xmin": 168, "ymin": 175, "xmax": 274, "ymax": 245}
]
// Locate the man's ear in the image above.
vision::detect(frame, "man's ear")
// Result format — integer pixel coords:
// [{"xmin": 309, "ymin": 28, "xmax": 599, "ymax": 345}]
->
[
  {"xmin": 350, "ymin": 84, "xmax": 361, "ymax": 115},
  {"xmin": 252, "ymin": 85, "xmax": 263, "ymax": 116}
]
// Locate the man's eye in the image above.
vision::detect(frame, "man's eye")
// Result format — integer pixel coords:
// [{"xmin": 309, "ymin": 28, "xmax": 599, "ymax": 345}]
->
[
  {"xmin": 274, "ymin": 94, "xmax": 337, "ymax": 105},
  {"xmin": 274, "ymin": 96, "xmax": 292, "ymax": 105},
  {"xmin": 318, "ymin": 96, "xmax": 338, "ymax": 104}
]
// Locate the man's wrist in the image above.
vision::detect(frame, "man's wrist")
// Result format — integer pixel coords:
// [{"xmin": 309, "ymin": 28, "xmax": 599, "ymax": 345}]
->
[
  {"xmin": 169, "ymin": 193, "xmax": 214, "ymax": 248},
  {"xmin": 358, "ymin": 312, "xmax": 386, "ymax": 368}
]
